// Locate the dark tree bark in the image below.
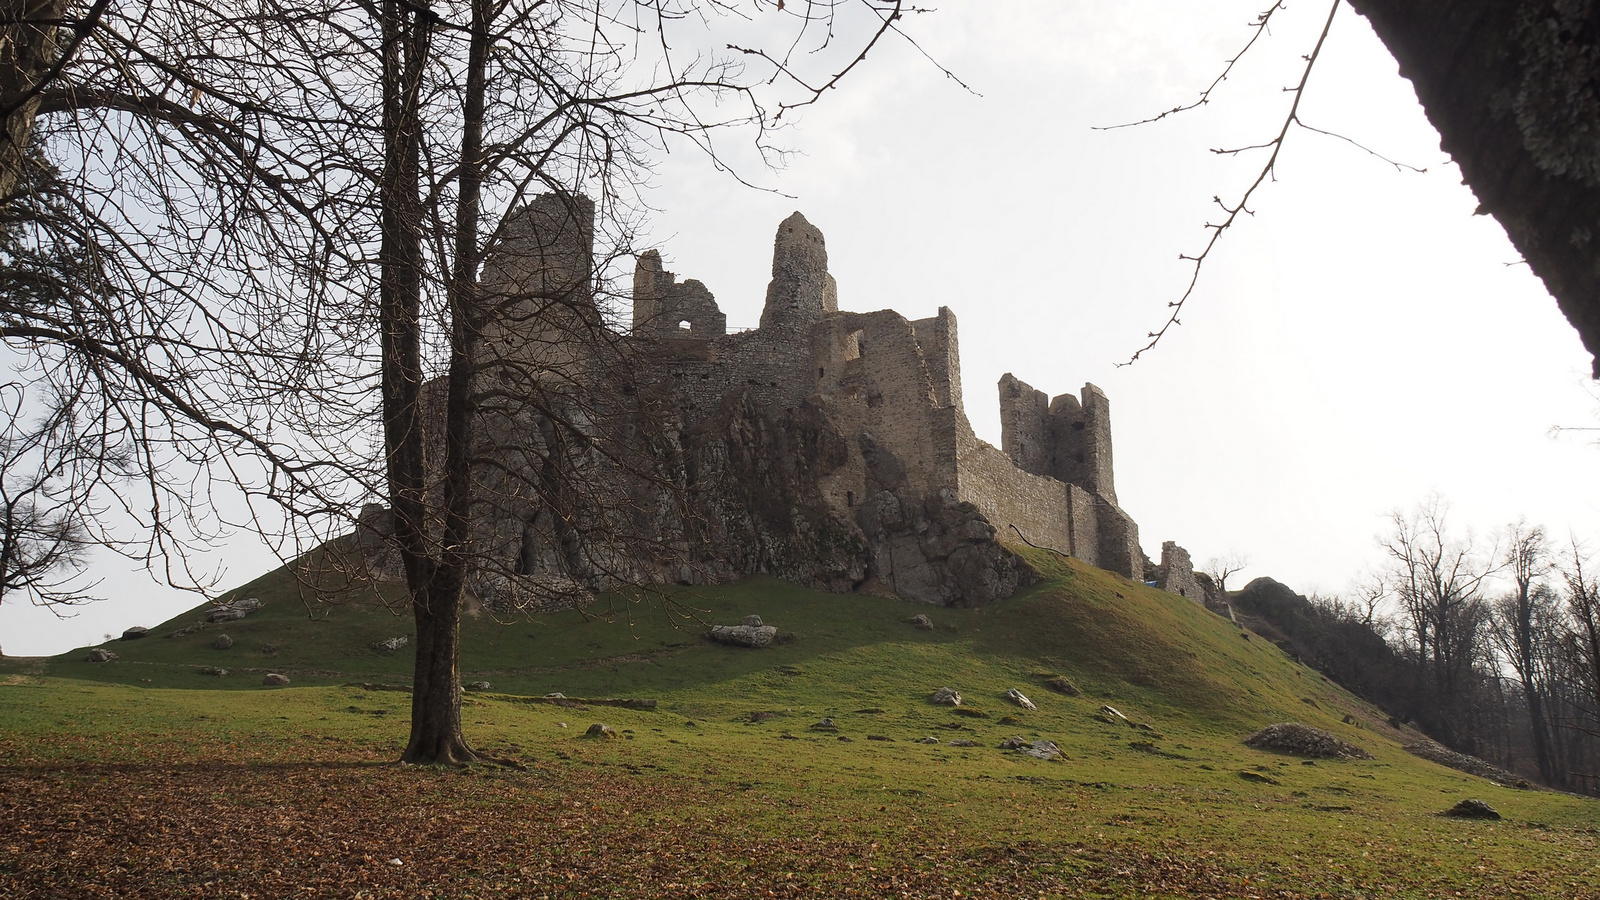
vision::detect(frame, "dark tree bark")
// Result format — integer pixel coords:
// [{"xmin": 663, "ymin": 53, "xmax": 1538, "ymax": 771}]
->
[{"xmin": 1345, "ymin": 0, "xmax": 1600, "ymax": 376}]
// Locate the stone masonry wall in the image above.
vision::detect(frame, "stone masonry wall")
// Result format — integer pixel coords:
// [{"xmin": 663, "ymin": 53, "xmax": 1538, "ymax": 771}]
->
[{"xmin": 412, "ymin": 202, "xmax": 1180, "ymax": 609}]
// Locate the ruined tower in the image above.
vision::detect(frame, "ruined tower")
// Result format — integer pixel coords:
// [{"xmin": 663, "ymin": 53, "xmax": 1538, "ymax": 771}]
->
[
  {"xmin": 632, "ymin": 250, "xmax": 726, "ymax": 339},
  {"xmin": 758, "ymin": 212, "xmax": 838, "ymax": 333},
  {"xmin": 997, "ymin": 376, "xmax": 1116, "ymax": 505}
]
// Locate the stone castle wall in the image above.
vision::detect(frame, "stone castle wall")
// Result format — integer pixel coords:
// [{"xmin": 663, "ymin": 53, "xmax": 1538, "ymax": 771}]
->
[{"xmin": 414, "ymin": 195, "xmax": 1200, "ymax": 608}]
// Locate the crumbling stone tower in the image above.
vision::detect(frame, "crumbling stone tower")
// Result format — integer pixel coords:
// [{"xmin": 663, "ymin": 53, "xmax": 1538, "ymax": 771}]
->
[{"xmin": 998, "ymin": 375, "xmax": 1117, "ymax": 505}]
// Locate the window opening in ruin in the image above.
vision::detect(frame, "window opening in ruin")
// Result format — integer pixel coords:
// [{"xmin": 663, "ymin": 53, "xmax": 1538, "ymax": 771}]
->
[
  {"xmin": 845, "ymin": 330, "xmax": 864, "ymax": 361},
  {"xmin": 1071, "ymin": 421, "xmax": 1085, "ymax": 431},
  {"xmin": 847, "ymin": 490, "xmax": 854, "ymax": 508},
  {"xmin": 818, "ymin": 367, "xmax": 825, "ymax": 378}
]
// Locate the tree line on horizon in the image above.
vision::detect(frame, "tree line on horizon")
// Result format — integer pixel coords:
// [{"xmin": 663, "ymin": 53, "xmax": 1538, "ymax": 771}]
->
[{"xmin": 1231, "ymin": 497, "xmax": 1600, "ymax": 796}]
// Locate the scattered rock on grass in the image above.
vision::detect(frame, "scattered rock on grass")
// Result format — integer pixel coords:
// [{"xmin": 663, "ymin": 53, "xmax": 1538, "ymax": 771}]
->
[
  {"xmin": 1004, "ymin": 688, "xmax": 1036, "ymax": 710},
  {"xmin": 464, "ymin": 681, "xmax": 493, "ymax": 692},
  {"xmin": 948, "ymin": 739, "xmax": 978, "ymax": 747},
  {"xmin": 867, "ymin": 735, "xmax": 894, "ymax": 742},
  {"xmin": 212, "ymin": 634, "xmax": 234, "ymax": 651},
  {"xmin": 1238, "ymin": 770, "xmax": 1279, "ymax": 785},
  {"xmin": 263, "ymin": 673, "xmax": 290, "ymax": 686},
  {"xmin": 86, "ymin": 648, "xmax": 118, "ymax": 663},
  {"xmin": 929, "ymin": 687, "xmax": 961, "ymax": 706},
  {"xmin": 583, "ymin": 724, "xmax": 616, "ymax": 739},
  {"xmin": 708, "ymin": 624, "xmax": 778, "ymax": 648},
  {"xmin": 199, "ymin": 666, "xmax": 228, "ymax": 676},
  {"xmin": 999, "ymin": 736, "xmax": 1028, "ymax": 750},
  {"xmin": 120, "ymin": 627, "xmax": 149, "ymax": 641},
  {"xmin": 908, "ymin": 614, "xmax": 934, "ymax": 630},
  {"xmin": 1245, "ymin": 723, "xmax": 1373, "ymax": 760},
  {"xmin": 1442, "ymin": 799, "xmax": 1501, "ymax": 820},
  {"xmin": 810, "ymin": 718, "xmax": 839, "ymax": 732},
  {"xmin": 916, "ymin": 736, "xmax": 940, "ymax": 744},
  {"xmin": 207, "ymin": 607, "xmax": 247, "ymax": 623},
  {"xmin": 1022, "ymin": 740, "xmax": 1061, "ymax": 761},
  {"xmin": 374, "ymin": 636, "xmax": 408, "ymax": 653},
  {"xmin": 1098, "ymin": 705, "xmax": 1130, "ymax": 725},
  {"xmin": 741, "ymin": 614, "xmax": 764, "ymax": 627}
]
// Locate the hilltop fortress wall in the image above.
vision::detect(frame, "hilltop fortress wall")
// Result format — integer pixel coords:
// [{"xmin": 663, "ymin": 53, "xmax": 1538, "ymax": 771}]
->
[{"xmin": 427, "ymin": 196, "xmax": 1164, "ymax": 608}]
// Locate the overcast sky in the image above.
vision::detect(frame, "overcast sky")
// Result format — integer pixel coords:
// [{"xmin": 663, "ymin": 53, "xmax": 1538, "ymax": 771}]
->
[{"xmin": 6, "ymin": 0, "xmax": 1598, "ymax": 654}]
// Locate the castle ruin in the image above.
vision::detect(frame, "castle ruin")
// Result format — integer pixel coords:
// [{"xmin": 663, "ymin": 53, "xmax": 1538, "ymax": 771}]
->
[{"xmin": 385, "ymin": 195, "xmax": 1177, "ymax": 609}]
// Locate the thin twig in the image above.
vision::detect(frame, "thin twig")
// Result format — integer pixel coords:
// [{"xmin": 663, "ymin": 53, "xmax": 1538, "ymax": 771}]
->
[
  {"xmin": 1094, "ymin": 2, "xmax": 1286, "ymax": 131},
  {"xmin": 1121, "ymin": 0, "xmax": 1339, "ymax": 366}
]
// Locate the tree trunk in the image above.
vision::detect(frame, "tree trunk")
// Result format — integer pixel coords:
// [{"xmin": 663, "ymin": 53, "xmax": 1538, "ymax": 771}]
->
[
  {"xmin": 0, "ymin": 0, "xmax": 69, "ymax": 202},
  {"xmin": 402, "ymin": 587, "xmax": 476, "ymax": 764},
  {"xmin": 1344, "ymin": 0, "xmax": 1600, "ymax": 376}
]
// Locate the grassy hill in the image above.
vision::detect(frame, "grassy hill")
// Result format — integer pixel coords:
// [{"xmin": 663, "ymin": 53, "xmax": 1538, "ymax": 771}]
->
[{"xmin": 3, "ymin": 549, "xmax": 1598, "ymax": 898}]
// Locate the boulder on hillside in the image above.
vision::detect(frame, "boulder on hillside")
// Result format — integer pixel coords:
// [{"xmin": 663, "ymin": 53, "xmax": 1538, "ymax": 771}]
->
[
  {"xmin": 908, "ymin": 614, "xmax": 934, "ymax": 630},
  {"xmin": 583, "ymin": 723, "xmax": 617, "ymax": 739},
  {"xmin": 1004, "ymin": 688, "xmax": 1036, "ymax": 710},
  {"xmin": 929, "ymin": 686, "xmax": 961, "ymax": 706},
  {"xmin": 212, "ymin": 634, "xmax": 234, "ymax": 651},
  {"xmin": 86, "ymin": 648, "xmax": 118, "ymax": 663},
  {"xmin": 207, "ymin": 607, "xmax": 247, "ymax": 623},
  {"xmin": 740, "ymin": 614, "xmax": 764, "ymax": 627},
  {"xmin": 120, "ymin": 626, "xmax": 149, "ymax": 641},
  {"xmin": 708, "ymin": 624, "xmax": 778, "ymax": 648},
  {"xmin": 1244, "ymin": 723, "xmax": 1373, "ymax": 760},
  {"xmin": 374, "ymin": 636, "xmax": 409, "ymax": 653},
  {"xmin": 262, "ymin": 673, "xmax": 290, "ymax": 686}
]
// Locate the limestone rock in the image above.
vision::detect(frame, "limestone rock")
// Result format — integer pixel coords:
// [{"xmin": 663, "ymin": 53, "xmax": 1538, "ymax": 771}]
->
[
  {"xmin": 708, "ymin": 624, "xmax": 778, "ymax": 648},
  {"xmin": 916, "ymin": 736, "xmax": 940, "ymax": 744},
  {"xmin": 1098, "ymin": 705, "xmax": 1130, "ymax": 725},
  {"xmin": 199, "ymin": 666, "xmax": 228, "ymax": 676},
  {"xmin": 212, "ymin": 634, "xmax": 234, "ymax": 651},
  {"xmin": 740, "ymin": 614, "xmax": 764, "ymax": 627},
  {"xmin": 374, "ymin": 636, "xmax": 409, "ymax": 653},
  {"xmin": 1004, "ymin": 688, "xmax": 1036, "ymax": 710},
  {"xmin": 1000, "ymin": 737, "xmax": 1029, "ymax": 750},
  {"xmin": 584, "ymin": 723, "xmax": 617, "ymax": 739},
  {"xmin": 1442, "ymin": 799, "xmax": 1501, "ymax": 820},
  {"xmin": 810, "ymin": 717, "xmax": 839, "ymax": 732},
  {"xmin": 948, "ymin": 739, "xmax": 979, "ymax": 747},
  {"xmin": 262, "ymin": 673, "xmax": 290, "ymax": 686},
  {"xmin": 86, "ymin": 648, "xmax": 118, "ymax": 663},
  {"xmin": 207, "ymin": 607, "xmax": 247, "ymax": 623},
  {"xmin": 908, "ymin": 614, "xmax": 934, "ymax": 630},
  {"xmin": 465, "ymin": 681, "xmax": 493, "ymax": 692},
  {"xmin": 120, "ymin": 626, "xmax": 149, "ymax": 641},
  {"xmin": 1021, "ymin": 740, "xmax": 1061, "ymax": 761},
  {"xmin": 929, "ymin": 687, "xmax": 961, "ymax": 706}
]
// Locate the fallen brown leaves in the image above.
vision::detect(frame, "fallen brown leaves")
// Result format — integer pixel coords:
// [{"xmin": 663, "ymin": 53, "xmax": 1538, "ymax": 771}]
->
[{"xmin": 0, "ymin": 739, "xmax": 1591, "ymax": 899}]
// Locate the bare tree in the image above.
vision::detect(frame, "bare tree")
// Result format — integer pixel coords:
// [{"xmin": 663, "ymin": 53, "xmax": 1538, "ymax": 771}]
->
[
  {"xmin": 1489, "ymin": 522, "xmax": 1559, "ymax": 784},
  {"xmin": 1204, "ymin": 550, "xmax": 1249, "ymax": 595},
  {"xmin": 1381, "ymin": 497, "xmax": 1500, "ymax": 745},
  {"xmin": 9, "ymin": 0, "xmax": 930, "ymax": 765}
]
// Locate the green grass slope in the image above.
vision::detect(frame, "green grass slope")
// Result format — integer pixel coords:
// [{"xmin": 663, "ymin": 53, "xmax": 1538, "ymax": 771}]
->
[{"xmin": 4, "ymin": 548, "xmax": 1599, "ymax": 897}]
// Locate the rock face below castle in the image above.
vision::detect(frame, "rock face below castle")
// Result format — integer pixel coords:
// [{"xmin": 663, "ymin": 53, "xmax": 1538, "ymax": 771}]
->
[{"xmin": 393, "ymin": 196, "xmax": 1145, "ymax": 608}]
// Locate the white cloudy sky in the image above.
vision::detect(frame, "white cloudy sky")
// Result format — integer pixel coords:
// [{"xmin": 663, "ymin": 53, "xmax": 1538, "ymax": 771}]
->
[{"xmin": 6, "ymin": 0, "xmax": 1598, "ymax": 654}]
